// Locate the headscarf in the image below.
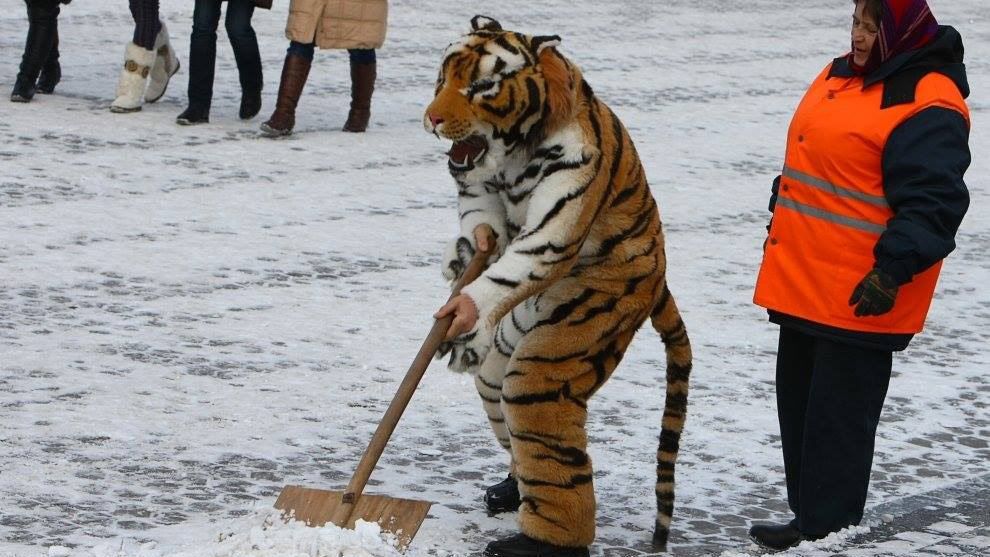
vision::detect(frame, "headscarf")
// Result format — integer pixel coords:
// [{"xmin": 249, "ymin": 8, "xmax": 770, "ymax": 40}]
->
[{"xmin": 851, "ymin": 0, "xmax": 939, "ymax": 74}]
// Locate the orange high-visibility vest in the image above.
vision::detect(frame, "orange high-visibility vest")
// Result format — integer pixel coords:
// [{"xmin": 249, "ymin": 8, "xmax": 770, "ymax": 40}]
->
[{"xmin": 754, "ymin": 64, "xmax": 969, "ymax": 334}]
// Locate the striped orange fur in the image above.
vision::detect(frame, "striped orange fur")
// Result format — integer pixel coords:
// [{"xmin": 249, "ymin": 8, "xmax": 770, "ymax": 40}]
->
[{"xmin": 425, "ymin": 16, "xmax": 693, "ymax": 550}]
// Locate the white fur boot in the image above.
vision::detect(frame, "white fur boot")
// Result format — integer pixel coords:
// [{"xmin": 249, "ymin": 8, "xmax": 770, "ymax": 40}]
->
[
  {"xmin": 110, "ymin": 42, "xmax": 155, "ymax": 113},
  {"xmin": 145, "ymin": 21, "xmax": 179, "ymax": 103}
]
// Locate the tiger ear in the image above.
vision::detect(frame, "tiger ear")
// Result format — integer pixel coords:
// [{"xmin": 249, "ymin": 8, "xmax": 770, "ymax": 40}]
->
[
  {"xmin": 531, "ymin": 35, "xmax": 562, "ymax": 55},
  {"xmin": 539, "ymin": 47, "xmax": 576, "ymax": 136},
  {"xmin": 471, "ymin": 15, "xmax": 502, "ymax": 32}
]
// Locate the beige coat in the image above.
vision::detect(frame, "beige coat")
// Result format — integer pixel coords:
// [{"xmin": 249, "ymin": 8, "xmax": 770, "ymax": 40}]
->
[{"xmin": 286, "ymin": 0, "xmax": 388, "ymax": 50}]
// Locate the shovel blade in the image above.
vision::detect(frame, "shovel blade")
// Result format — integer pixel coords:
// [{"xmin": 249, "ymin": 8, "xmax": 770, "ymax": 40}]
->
[{"xmin": 274, "ymin": 485, "xmax": 432, "ymax": 549}]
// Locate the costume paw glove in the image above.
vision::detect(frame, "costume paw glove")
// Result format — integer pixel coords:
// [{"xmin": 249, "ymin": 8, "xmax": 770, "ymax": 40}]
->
[
  {"xmin": 848, "ymin": 269, "xmax": 899, "ymax": 317},
  {"xmin": 442, "ymin": 236, "xmax": 476, "ymax": 282},
  {"xmin": 436, "ymin": 331, "xmax": 484, "ymax": 373}
]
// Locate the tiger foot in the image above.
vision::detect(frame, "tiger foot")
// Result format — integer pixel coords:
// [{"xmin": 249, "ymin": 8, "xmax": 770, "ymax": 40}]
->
[
  {"xmin": 484, "ymin": 533, "xmax": 589, "ymax": 557},
  {"xmin": 484, "ymin": 474, "xmax": 521, "ymax": 514}
]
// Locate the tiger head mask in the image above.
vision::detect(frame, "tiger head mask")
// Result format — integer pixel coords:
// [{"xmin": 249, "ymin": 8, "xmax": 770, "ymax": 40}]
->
[{"xmin": 424, "ymin": 15, "xmax": 580, "ymax": 173}]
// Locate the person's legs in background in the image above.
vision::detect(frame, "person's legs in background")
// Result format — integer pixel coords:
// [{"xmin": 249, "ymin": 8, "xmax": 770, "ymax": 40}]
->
[
  {"xmin": 178, "ymin": 0, "xmax": 221, "ymax": 124},
  {"xmin": 130, "ymin": 0, "xmax": 161, "ymax": 50},
  {"xmin": 36, "ymin": 18, "xmax": 60, "ymax": 94},
  {"xmin": 145, "ymin": 11, "xmax": 179, "ymax": 104},
  {"xmin": 260, "ymin": 41, "xmax": 313, "ymax": 137},
  {"xmin": 342, "ymin": 48, "xmax": 376, "ymax": 132},
  {"xmin": 111, "ymin": 0, "xmax": 162, "ymax": 112},
  {"xmin": 225, "ymin": 0, "xmax": 262, "ymax": 120},
  {"xmin": 12, "ymin": 0, "xmax": 60, "ymax": 102}
]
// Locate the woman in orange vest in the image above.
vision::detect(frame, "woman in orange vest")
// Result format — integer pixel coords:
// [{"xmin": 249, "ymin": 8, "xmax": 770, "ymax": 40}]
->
[{"xmin": 751, "ymin": 0, "xmax": 970, "ymax": 550}]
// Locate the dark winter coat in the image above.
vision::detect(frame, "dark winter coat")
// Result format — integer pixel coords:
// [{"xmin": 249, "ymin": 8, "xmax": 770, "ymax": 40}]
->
[{"xmin": 767, "ymin": 26, "xmax": 971, "ymax": 351}]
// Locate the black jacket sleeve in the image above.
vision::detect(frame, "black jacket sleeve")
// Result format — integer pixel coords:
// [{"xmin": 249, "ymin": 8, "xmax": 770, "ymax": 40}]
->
[{"xmin": 875, "ymin": 106, "xmax": 970, "ymax": 285}]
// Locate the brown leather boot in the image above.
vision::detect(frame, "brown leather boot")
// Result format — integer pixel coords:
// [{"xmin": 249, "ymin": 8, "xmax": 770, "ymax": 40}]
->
[
  {"xmin": 342, "ymin": 61, "xmax": 376, "ymax": 132},
  {"xmin": 260, "ymin": 53, "xmax": 311, "ymax": 137}
]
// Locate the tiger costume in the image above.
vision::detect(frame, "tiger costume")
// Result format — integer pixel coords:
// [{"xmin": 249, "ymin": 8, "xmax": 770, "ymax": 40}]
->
[{"xmin": 424, "ymin": 16, "xmax": 693, "ymax": 554}]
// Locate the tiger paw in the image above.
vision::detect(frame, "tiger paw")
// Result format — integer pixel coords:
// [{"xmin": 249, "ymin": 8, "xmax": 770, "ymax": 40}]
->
[
  {"xmin": 442, "ymin": 236, "xmax": 476, "ymax": 282},
  {"xmin": 439, "ymin": 326, "xmax": 492, "ymax": 374},
  {"xmin": 442, "ymin": 228, "xmax": 505, "ymax": 282}
]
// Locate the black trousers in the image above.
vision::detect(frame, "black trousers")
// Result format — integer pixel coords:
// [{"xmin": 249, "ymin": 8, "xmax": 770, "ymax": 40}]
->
[
  {"xmin": 187, "ymin": 0, "xmax": 262, "ymax": 108},
  {"xmin": 18, "ymin": 0, "xmax": 60, "ymax": 84},
  {"xmin": 775, "ymin": 326, "xmax": 892, "ymax": 537}
]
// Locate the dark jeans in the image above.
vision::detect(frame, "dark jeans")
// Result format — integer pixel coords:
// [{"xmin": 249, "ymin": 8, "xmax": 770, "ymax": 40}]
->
[
  {"xmin": 128, "ymin": 0, "xmax": 161, "ymax": 49},
  {"xmin": 18, "ymin": 0, "xmax": 60, "ymax": 83},
  {"xmin": 775, "ymin": 326, "xmax": 892, "ymax": 538},
  {"xmin": 286, "ymin": 41, "xmax": 376, "ymax": 64},
  {"xmin": 187, "ymin": 0, "xmax": 262, "ymax": 109}
]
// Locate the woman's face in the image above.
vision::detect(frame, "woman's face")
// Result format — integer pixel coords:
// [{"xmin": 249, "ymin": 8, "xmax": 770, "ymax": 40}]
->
[{"xmin": 851, "ymin": 1, "xmax": 879, "ymax": 66}]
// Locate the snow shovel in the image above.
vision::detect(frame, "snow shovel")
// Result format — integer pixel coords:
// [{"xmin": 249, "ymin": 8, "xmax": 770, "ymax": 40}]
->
[{"xmin": 275, "ymin": 226, "xmax": 496, "ymax": 549}]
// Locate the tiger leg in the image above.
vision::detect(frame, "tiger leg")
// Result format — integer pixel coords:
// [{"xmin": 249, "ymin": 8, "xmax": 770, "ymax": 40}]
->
[
  {"xmin": 475, "ymin": 336, "xmax": 513, "ymax": 456},
  {"xmin": 475, "ymin": 304, "xmax": 533, "ymax": 464},
  {"xmin": 503, "ymin": 288, "xmax": 646, "ymax": 547}
]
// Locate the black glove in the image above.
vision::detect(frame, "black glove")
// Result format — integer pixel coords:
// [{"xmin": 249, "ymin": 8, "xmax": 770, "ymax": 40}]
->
[{"xmin": 848, "ymin": 269, "xmax": 899, "ymax": 317}]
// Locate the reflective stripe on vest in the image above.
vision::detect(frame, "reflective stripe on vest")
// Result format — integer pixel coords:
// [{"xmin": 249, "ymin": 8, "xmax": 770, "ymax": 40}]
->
[
  {"xmin": 775, "ymin": 196, "xmax": 886, "ymax": 235},
  {"xmin": 781, "ymin": 166, "xmax": 889, "ymax": 208},
  {"xmin": 754, "ymin": 65, "xmax": 970, "ymax": 334}
]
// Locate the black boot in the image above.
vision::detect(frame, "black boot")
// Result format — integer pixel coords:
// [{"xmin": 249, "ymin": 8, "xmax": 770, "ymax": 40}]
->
[
  {"xmin": 748, "ymin": 523, "xmax": 804, "ymax": 552},
  {"xmin": 260, "ymin": 53, "xmax": 311, "ymax": 137},
  {"xmin": 11, "ymin": 78, "xmax": 36, "ymax": 103},
  {"xmin": 239, "ymin": 89, "xmax": 262, "ymax": 120},
  {"xmin": 342, "ymin": 60, "xmax": 375, "ymax": 132},
  {"xmin": 176, "ymin": 105, "xmax": 210, "ymax": 125},
  {"xmin": 36, "ymin": 28, "xmax": 60, "ymax": 94},
  {"xmin": 484, "ymin": 534, "xmax": 589, "ymax": 557},
  {"xmin": 485, "ymin": 474, "xmax": 521, "ymax": 514}
]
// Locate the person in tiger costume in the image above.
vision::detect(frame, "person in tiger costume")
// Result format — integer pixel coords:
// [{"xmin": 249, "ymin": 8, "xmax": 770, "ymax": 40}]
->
[{"xmin": 427, "ymin": 16, "xmax": 693, "ymax": 557}]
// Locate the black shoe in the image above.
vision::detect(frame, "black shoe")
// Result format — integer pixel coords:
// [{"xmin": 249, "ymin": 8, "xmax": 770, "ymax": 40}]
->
[
  {"xmin": 748, "ymin": 523, "xmax": 804, "ymax": 552},
  {"xmin": 484, "ymin": 533, "xmax": 589, "ymax": 557},
  {"xmin": 485, "ymin": 474, "xmax": 521, "ymax": 514},
  {"xmin": 176, "ymin": 105, "xmax": 210, "ymax": 125},
  {"xmin": 10, "ymin": 78, "xmax": 36, "ymax": 102},
  {"xmin": 36, "ymin": 61, "xmax": 60, "ymax": 94},
  {"xmin": 239, "ymin": 89, "xmax": 262, "ymax": 120}
]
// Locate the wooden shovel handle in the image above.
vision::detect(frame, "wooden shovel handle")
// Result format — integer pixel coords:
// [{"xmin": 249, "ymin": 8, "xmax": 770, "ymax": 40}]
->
[{"xmin": 330, "ymin": 225, "xmax": 496, "ymax": 526}]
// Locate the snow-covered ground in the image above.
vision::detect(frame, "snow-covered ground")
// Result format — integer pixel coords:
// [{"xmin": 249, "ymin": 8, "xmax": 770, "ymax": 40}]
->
[{"xmin": 0, "ymin": 1, "xmax": 987, "ymax": 556}]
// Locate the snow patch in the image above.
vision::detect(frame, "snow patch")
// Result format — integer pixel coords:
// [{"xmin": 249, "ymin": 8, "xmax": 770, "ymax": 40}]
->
[
  {"xmin": 67, "ymin": 512, "xmax": 406, "ymax": 557},
  {"xmin": 720, "ymin": 524, "xmax": 874, "ymax": 556}
]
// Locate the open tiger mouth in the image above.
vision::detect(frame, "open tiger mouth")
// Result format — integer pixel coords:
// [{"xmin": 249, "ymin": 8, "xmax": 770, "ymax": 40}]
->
[{"xmin": 447, "ymin": 135, "xmax": 488, "ymax": 172}]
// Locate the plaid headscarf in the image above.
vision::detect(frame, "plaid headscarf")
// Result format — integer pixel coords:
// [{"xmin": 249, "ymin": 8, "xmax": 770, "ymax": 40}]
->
[{"xmin": 852, "ymin": 0, "xmax": 940, "ymax": 74}]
